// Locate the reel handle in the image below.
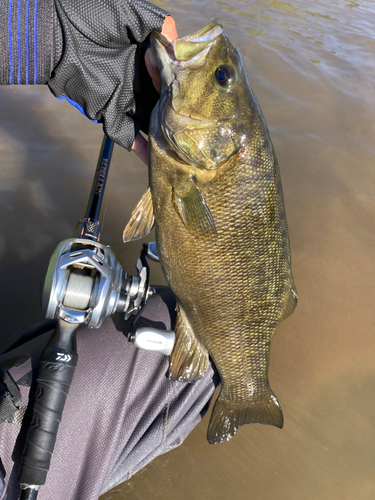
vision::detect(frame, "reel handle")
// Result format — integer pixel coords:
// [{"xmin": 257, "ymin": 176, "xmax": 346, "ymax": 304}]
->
[{"xmin": 18, "ymin": 320, "xmax": 79, "ymax": 495}]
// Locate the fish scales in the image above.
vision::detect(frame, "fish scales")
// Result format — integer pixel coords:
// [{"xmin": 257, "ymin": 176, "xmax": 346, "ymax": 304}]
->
[
  {"xmin": 150, "ymin": 131, "xmax": 288, "ymax": 395},
  {"xmin": 123, "ymin": 19, "xmax": 297, "ymax": 443}
]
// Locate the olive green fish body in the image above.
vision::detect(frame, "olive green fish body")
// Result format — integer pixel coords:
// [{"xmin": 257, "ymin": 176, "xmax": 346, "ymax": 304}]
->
[
  {"xmin": 149, "ymin": 104, "xmax": 295, "ymax": 442},
  {"xmin": 124, "ymin": 19, "xmax": 297, "ymax": 443}
]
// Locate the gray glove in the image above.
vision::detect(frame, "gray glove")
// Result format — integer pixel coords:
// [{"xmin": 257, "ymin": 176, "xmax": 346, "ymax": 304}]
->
[
  {"xmin": 0, "ymin": 0, "xmax": 167, "ymax": 150},
  {"xmin": 49, "ymin": 0, "xmax": 168, "ymax": 149}
]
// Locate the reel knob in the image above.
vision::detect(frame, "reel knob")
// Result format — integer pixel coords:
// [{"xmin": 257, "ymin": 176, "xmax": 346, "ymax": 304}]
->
[{"xmin": 132, "ymin": 328, "xmax": 175, "ymax": 356}]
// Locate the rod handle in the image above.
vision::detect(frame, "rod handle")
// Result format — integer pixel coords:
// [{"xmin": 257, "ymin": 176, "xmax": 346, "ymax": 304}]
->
[{"xmin": 18, "ymin": 322, "xmax": 78, "ymax": 487}]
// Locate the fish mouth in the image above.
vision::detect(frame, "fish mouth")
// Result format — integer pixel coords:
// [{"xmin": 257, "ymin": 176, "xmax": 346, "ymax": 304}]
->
[
  {"xmin": 151, "ymin": 19, "xmax": 225, "ymax": 165},
  {"xmin": 150, "ymin": 19, "xmax": 224, "ymax": 88}
]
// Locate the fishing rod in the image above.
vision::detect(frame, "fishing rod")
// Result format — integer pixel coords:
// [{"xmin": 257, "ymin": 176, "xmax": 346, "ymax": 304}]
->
[{"xmin": 17, "ymin": 136, "xmax": 175, "ymax": 500}]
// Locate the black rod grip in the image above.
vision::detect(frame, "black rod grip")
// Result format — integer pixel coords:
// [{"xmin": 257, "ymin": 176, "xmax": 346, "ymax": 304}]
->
[{"xmin": 18, "ymin": 320, "xmax": 79, "ymax": 488}]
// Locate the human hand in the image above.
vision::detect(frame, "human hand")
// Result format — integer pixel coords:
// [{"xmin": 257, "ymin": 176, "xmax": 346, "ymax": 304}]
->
[
  {"xmin": 145, "ymin": 15, "xmax": 178, "ymax": 93},
  {"xmin": 131, "ymin": 16, "xmax": 178, "ymax": 164},
  {"xmin": 49, "ymin": 0, "xmax": 173, "ymax": 159}
]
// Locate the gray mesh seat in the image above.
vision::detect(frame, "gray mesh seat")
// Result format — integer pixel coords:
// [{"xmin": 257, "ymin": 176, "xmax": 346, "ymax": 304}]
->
[{"xmin": 0, "ymin": 287, "xmax": 217, "ymax": 500}]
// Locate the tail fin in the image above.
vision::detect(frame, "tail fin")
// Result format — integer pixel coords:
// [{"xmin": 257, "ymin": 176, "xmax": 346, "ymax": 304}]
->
[{"xmin": 207, "ymin": 389, "xmax": 283, "ymax": 444}]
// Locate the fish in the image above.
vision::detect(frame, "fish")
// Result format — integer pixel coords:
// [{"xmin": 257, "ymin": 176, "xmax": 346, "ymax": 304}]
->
[{"xmin": 123, "ymin": 19, "xmax": 298, "ymax": 444}]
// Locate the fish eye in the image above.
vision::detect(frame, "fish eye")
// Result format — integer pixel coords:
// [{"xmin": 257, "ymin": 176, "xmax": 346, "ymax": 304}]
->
[{"xmin": 215, "ymin": 66, "xmax": 234, "ymax": 87}]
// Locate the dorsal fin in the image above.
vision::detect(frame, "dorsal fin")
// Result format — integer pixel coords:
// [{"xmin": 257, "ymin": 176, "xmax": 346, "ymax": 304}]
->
[{"xmin": 280, "ymin": 280, "xmax": 298, "ymax": 322}]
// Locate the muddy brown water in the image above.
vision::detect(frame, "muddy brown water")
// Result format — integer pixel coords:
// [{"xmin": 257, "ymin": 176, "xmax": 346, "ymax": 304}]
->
[{"xmin": 0, "ymin": 0, "xmax": 374, "ymax": 499}]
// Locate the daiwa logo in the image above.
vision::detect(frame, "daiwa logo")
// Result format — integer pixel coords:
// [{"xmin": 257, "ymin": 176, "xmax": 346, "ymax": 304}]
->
[{"xmin": 56, "ymin": 353, "xmax": 71, "ymax": 362}]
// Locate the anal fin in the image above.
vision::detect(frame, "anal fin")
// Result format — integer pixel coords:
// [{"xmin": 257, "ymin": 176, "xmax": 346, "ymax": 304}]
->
[{"xmin": 169, "ymin": 303, "xmax": 209, "ymax": 383}]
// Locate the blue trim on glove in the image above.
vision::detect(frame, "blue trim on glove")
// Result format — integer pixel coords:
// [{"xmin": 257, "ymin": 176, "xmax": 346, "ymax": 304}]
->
[
  {"xmin": 8, "ymin": 0, "xmax": 14, "ymax": 84},
  {"xmin": 25, "ymin": 0, "xmax": 30, "ymax": 84},
  {"xmin": 34, "ymin": 0, "xmax": 38, "ymax": 83},
  {"xmin": 17, "ymin": 0, "xmax": 22, "ymax": 84},
  {"xmin": 57, "ymin": 96, "xmax": 99, "ymax": 123}
]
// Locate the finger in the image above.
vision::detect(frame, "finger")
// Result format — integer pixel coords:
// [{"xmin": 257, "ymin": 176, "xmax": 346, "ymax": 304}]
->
[
  {"xmin": 145, "ymin": 17, "xmax": 178, "ymax": 94},
  {"xmin": 161, "ymin": 15, "xmax": 178, "ymax": 42},
  {"xmin": 131, "ymin": 132, "xmax": 149, "ymax": 165}
]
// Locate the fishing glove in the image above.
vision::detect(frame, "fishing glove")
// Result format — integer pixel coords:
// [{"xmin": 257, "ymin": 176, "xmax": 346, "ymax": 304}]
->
[{"xmin": 0, "ymin": 0, "xmax": 168, "ymax": 150}]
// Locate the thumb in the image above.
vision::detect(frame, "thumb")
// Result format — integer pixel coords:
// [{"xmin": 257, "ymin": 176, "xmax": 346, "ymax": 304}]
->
[{"xmin": 145, "ymin": 16, "xmax": 178, "ymax": 93}]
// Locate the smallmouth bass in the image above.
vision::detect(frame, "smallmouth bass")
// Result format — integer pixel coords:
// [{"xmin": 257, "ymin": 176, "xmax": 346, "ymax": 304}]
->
[{"xmin": 124, "ymin": 19, "xmax": 298, "ymax": 443}]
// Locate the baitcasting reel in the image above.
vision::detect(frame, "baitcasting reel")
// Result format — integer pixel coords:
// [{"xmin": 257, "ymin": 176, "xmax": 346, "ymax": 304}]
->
[{"xmin": 41, "ymin": 235, "xmax": 175, "ymax": 356}]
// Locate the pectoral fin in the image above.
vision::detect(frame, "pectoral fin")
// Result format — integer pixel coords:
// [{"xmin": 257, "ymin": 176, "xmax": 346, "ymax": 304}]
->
[
  {"xmin": 169, "ymin": 303, "xmax": 209, "ymax": 382},
  {"xmin": 123, "ymin": 187, "xmax": 155, "ymax": 243},
  {"xmin": 173, "ymin": 179, "xmax": 216, "ymax": 238}
]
